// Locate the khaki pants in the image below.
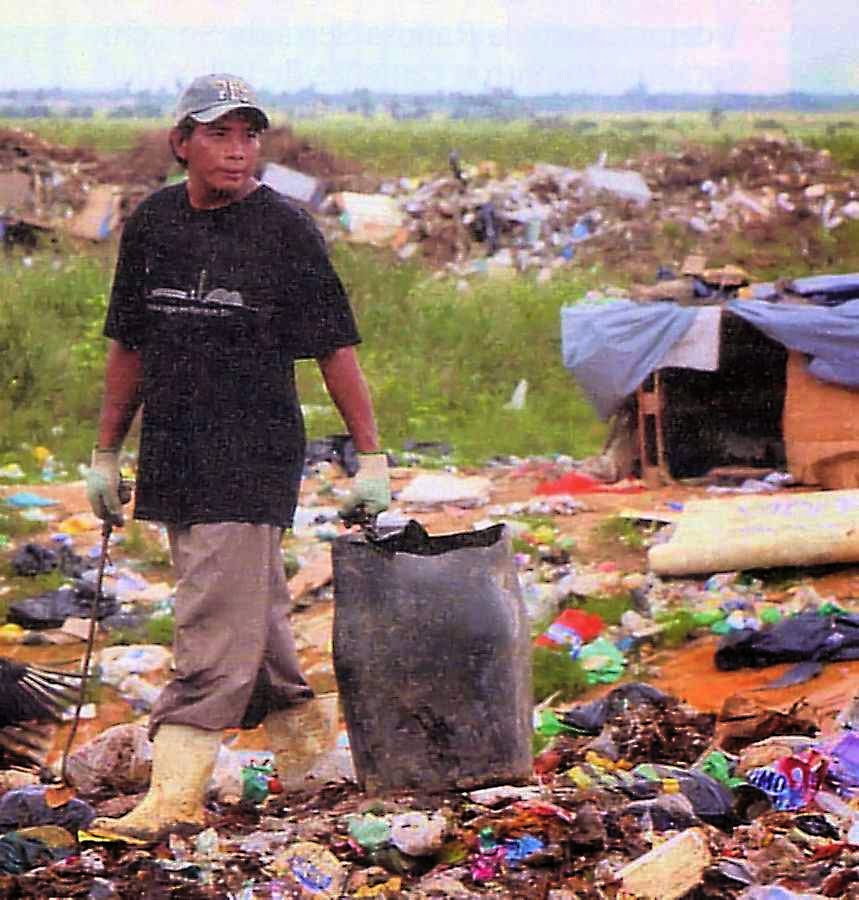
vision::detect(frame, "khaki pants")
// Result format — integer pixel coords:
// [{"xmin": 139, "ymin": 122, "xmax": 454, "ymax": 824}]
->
[{"xmin": 148, "ymin": 522, "xmax": 312, "ymax": 739}]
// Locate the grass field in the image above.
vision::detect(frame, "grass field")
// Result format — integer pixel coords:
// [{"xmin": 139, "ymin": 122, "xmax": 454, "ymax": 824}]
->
[
  {"xmin": 6, "ymin": 110, "xmax": 859, "ymax": 172},
  {"xmin": 0, "ymin": 243, "xmax": 608, "ymax": 480},
  {"xmin": 1, "ymin": 111, "xmax": 858, "ymax": 480}
]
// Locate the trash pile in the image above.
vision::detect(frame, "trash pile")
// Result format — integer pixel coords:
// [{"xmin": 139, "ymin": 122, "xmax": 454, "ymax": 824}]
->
[
  {"xmin": 0, "ymin": 124, "xmax": 365, "ymax": 244},
  {"xmin": 0, "ymin": 681, "xmax": 856, "ymax": 896},
  {"xmin": 4, "ymin": 126, "xmax": 858, "ymax": 281},
  {"xmin": 1, "ymin": 455, "xmax": 859, "ymax": 895},
  {"xmin": 317, "ymin": 137, "xmax": 859, "ymax": 280}
]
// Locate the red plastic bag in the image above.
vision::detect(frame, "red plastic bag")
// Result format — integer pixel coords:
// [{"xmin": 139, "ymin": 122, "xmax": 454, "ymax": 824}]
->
[
  {"xmin": 535, "ymin": 608, "xmax": 605, "ymax": 649},
  {"xmin": 535, "ymin": 471, "xmax": 645, "ymax": 495}
]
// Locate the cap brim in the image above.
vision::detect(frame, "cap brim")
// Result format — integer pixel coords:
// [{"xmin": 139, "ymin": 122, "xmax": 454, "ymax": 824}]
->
[{"xmin": 186, "ymin": 102, "xmax": 269, "ymax": 129}]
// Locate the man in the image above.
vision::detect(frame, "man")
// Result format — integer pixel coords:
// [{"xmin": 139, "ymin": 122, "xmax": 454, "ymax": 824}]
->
[{"xmin": 85, "ymin": 74, "xmax": 390, "ymax": 841}]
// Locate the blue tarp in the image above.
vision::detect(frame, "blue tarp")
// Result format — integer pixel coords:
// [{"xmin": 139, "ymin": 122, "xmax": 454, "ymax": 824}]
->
[
  {"xmin": 561, "ymin": 297, "xmax": 859, "ymax": 420},
  {"xmin": 561, "ymin": 301, "xmax": 697, "ymax": 420},
  {"xmin": 787, "ymin": 273, "xmax": 859, "ymax": 300},
  {"xmin": 727, "ymin": 299, "xmax": 859, "ymax": 388}
]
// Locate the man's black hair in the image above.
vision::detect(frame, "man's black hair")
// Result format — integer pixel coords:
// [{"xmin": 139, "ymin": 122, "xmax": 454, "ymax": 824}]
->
[{"xmin": 171, "ymin": 116, "xmax": 197, "ymax": 169}]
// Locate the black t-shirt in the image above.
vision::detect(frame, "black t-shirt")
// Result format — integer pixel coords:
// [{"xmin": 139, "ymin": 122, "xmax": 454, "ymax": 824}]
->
[{"xmin": 105, "ymin": 183, "xmax": 360, "ymax": 527}]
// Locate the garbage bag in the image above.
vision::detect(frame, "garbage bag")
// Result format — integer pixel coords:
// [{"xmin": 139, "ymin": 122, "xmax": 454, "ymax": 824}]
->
[
  {"xmin": 561, "ymin": 683, "xmax": 673, "ymax": 734},
  {"xmin": 628, "ymin": 764, "xmax": 735, "ymax": 827},
  {"xmin": 715, "ymin": 612, "xmax": 859, "ymax": 670},
  {"xmin": 12, "ymin": 542, "xmax": 87, "ymax": 578},
  {"xmin": 332, "ymin": 521, "xmax": 532, "ymax": 793},
  {"xmin": 304, "ymin": 434, "xmax": 359, "ymax": 477},
  {"xmin": 0, "ymin": 785, "xmax": 94, "ymax": 831},
  {"xmin": 7, "ymin": 585, "xmax": 118, "ymax": 630}
]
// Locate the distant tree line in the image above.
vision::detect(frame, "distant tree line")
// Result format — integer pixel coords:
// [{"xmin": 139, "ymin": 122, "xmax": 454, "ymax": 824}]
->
[{"xmin": 0, "ymin": 86, "xmax": 857, "ymax": 120}]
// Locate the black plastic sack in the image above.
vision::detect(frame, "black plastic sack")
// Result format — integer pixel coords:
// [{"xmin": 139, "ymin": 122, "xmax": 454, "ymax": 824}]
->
[
  {"xmin": 715, "ymin": 612, "xmax": 859, "ymax": 671},
  {"xmin": 561, "ymin": 683, "xmax": 673, "ymax": 734},
  {"xmin": 332, "ymin": 521, "xmax": 532, "ymax": 793},
  {"xmin": 12, "ymin": 542, "xmax": 86, "ymax": 578},
  {"xmin": 304, "ymin": 434, "xmax": 360, "ymax": 477},
  {"xmin": 624, "ymin": 765, "xmax": 735, "ymax": 827},
  {"xmin": 7, "ymin": 585, "xmax": 118, "ymax": 630}
]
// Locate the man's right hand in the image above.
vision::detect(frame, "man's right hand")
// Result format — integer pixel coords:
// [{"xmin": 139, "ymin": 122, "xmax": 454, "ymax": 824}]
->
[{"xmin": 86, "ymin": 448, "xmax": 124, "ymax": 525}]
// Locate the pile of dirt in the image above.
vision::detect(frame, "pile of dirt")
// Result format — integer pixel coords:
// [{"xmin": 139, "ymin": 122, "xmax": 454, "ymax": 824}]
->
[
  {"xmin": 261, "ymin": 126, "xmax": 363, "ymax": 180},
  {"xmin": 0, "ymin": 127, "xmax": 100, "ymax": 168},
  {"xmin": 90, "ymin": 128, "xmax": 175, "ymax": 187}
]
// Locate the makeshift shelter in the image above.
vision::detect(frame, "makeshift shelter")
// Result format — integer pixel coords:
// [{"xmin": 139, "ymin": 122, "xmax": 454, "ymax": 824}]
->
[{"xmin": 561, "ymin": 273, "xmax": 859, "ymax": 488}]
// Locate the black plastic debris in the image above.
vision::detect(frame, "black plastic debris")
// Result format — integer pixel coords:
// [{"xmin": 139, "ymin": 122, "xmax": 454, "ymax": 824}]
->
[
  {"xmin": 7, "ymin": 586, "xmax": 118, "ymax": 630},
  {"xmin": 715, "ymin": 612, "xmax": 859, "ymax": 671},
  {"xmin": 12, "ymin": 542, "xmax": 86, "ymax": 578},
  {"xmin": 304, "ymin": 434, "xmax": 360, "ymax": 477},
  {"xmin": 561, "ymin": 683, "xmax": 673, "ymax": 735}
]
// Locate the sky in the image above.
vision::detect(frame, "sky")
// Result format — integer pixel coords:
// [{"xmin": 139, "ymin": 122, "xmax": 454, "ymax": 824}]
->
[{"xmin": 1, "ymin": 0, "xmax": 857, "ymax": 96}]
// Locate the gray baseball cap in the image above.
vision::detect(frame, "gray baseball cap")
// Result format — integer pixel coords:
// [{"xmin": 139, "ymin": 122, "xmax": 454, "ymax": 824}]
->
[{"xmin": 174, "ymin": 73, "xmax": 270, "ymax": 129}]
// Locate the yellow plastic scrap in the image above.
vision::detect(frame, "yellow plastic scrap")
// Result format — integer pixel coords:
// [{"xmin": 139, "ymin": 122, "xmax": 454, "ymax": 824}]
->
[
  {"xmin": 0, "ymin": 623, "xmax": 25, "ymax": 643},
  {"xmin": 661, "ymin": 778, "xmax": 681, "ymax": 794},
  {"xmin": 585, "ymin": 751, "xmax": 616, "ymax": 771},
  {"xmin": 355, "ymin": 877, "xmax": 403, "ymax": 897},
  {"xmin": 565, "ymin": 766, "xmax": 593, "ymax": 789},
  {"xmin": 58, "ymin": 512, "xmax": 101, "ymax": 535},
  {"xmin": 530, "ymin": 525, "xmax": 557, "ymax": 546},
  {"xmin": 78, "ymin": 828, "xmax": 150, "ymax": 846},
  {"xmin": 32, "ymin": 446, "xmax": 52, "ymax": 465}
]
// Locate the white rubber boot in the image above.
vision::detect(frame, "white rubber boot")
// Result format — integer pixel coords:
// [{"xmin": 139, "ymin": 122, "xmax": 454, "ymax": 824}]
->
[
  {"xmin": 89, "ymin": 724, "xmax": 221, "ymax": 841},
  {"xmin": 264, "ymin": 694, "xmax": 339, "ymax": 792}
]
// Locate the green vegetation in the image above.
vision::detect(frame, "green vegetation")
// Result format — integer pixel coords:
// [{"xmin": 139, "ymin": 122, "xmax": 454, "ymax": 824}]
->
[
  {"xmin": 7, "ymin": 111, "xmax": 859, "ymax": 176},
  {"xmin": 655, "ymin": 608, "xmax": 699, "ymax": 647},
  {"xmin": 0, "ymin": 244, "xmax": 607, "ymax": 470},
  {"xmin": 595, "ymin": 515, "xmax": 649, "ymax": 552},
  {"xmin": 532, "ymin": 645, "xmax": 588, "ymax": 704},
  {"xmin": 572, "ymin": 591, "xmax": 634, "ymax": 626},
  {"xmin": 0, "ymin": 117, "xmax": 165, "ymax": 154},
  {"xmin": 0, "ymin": 252, "xmax": 113, "ymax": 475},
  {"xmin": 298, "ymin": 244, "xmax": 607, "ymax": 461},
  {"xmin": 106, "ymin": 612, "xmax": 175, "ymax": 647},
  {"xmin": 291, "ymin": 112, "xmax": 859, "ymax": 177},
  {"xmin": 0, "ymin": 507, "xmax": 48, "ymax": 540},
  {"xmin": 121, "ymin": 522, "xmax": 171, "ymax": 569}
]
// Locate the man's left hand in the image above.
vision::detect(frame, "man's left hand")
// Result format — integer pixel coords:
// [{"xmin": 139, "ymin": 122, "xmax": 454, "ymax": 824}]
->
[{"xmin": 340, "ymin": 452, "xmax": 391, "ymax": 522}]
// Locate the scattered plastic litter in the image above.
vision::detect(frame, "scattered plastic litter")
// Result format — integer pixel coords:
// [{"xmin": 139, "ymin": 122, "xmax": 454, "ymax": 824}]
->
[
  {"xmin": 397, "ymin": 472, "xmax": 492, "ymax": 508},
  {"xmin": 3, "ymin": 493, "xmax": 58, "ymax": 508}
]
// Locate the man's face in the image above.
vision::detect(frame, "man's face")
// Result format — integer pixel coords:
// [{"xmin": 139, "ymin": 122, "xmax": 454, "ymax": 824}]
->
[{"xmin": 177, "ymin": 111, "xmax": 262, "ymax": 207}]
